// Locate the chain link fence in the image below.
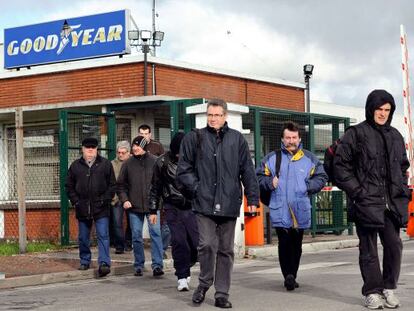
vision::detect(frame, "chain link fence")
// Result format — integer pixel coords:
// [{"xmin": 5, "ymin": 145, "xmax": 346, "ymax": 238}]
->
[
  {"xmin": 242, "ymin": 107, "xmax": 351, "ymax": 241},
  {"xmin": 0, "ymin": 125, "xmax": 61, "ymax": 242}
]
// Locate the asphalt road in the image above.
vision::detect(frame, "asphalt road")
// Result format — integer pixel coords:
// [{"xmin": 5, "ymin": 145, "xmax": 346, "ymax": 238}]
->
[{"xmin": 1, "ymin": 240, "xmax": 413, "ymax": 311}]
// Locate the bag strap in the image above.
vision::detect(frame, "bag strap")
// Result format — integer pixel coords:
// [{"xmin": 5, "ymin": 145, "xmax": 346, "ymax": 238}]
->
[
  {"xmin": 191, "ymin": 128, "xmax": 203, "ymax": 160},
  {"xmin": 275, "ymin": 149, "xmax": 282, "ymax": 178}
]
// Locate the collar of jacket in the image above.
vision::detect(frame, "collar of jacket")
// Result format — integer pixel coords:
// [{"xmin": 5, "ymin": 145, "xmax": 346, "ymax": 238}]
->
[
  {"xmin": 79, "ymin": 154, "xmax": 102, "ymax": 166},
  {"xmin": 281, "ymin": 143, "xmax": 304, "ymax": 162},
  {"xmin": 133, "ymin": 152, "xmax": 148, "ymax": 160},
  {"xmin": 206, "ymin": 122, "xmax": 229, "ymax": 134}
]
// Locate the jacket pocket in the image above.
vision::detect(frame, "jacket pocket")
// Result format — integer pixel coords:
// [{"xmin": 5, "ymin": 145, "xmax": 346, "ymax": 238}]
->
[
  {"xmin": 294, "ymin": 195, "xmax": 311, "ymax": 228},
  {"xmin": 75, "ymin": 199, "xmax": 90, "ymax": 219},
  {"xmin": 269, "ymin": 193, "xmax": 283, "ymax": 225}
]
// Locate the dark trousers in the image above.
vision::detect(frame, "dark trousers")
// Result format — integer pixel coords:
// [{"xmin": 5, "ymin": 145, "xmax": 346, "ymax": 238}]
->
[
  {"xmin": 275, "ymin": 227, "xmax": 304, "ymax": 279},
  {"xmin": 355, "ymin": 212, "xmax": 402, "ymax": 296},
  {"xmin": 196, "ymin": 213, "xmax": 236, "ymax": 299},
  {"xmin": 111, "ymin": 202, "xmax": 125, "ymax": 251},
  {"xmin": 164, "ymin": 203, "xmax": 199, "ymax": 279}
]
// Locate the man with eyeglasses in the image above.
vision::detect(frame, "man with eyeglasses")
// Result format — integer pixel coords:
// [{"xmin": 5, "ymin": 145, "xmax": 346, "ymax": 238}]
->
[
  {"xmin": 65, "ymin": 137, "xmax": 116, "ymax": 277},
  {"xmin": 177, "ymin": 99, "xmax": 259, "ymax": 309},
  {"xmin": 110, "ymin": 141, "xmax": 131, "ymax": 254}
]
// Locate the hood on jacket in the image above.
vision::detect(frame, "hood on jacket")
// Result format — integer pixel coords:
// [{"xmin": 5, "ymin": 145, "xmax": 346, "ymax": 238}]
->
[
  {"xmin": 365, "ymin": 89, "xmax": 396, "ymax": 127},
  {"xmin": 170, "ymin": 132, "xmax": 185, "ymax": 156}
]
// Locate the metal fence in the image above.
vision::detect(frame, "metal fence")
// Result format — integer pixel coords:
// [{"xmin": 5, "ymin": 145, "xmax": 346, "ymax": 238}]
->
[
  {"xmin": 0, "ymin": 125, "xmax": 61, "ymax": 242},
  {"xmin": 242, "ymin": 107, "xmax": 351, "ymax": 239}
]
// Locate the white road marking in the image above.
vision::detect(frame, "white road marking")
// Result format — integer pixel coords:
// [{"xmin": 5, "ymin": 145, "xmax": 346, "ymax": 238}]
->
[{"xmin": 250, "ymin": 262, "xmax": 352, "ymax": 274}]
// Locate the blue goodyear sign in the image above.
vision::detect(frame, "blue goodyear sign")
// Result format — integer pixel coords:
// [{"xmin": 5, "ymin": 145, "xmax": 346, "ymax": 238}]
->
[{"xmin": 4, "ymin": 10, "xmax": 130, "ymax": 69}]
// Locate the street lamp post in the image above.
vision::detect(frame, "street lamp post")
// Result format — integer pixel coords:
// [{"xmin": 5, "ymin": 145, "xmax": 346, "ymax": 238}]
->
[
  {"xmin": 128, "ymin": 29, "xmax": 165, "ymax": 96},
  {"xmin": 303, "ymin": 64, "xmax": 314, "ymax": 113}
]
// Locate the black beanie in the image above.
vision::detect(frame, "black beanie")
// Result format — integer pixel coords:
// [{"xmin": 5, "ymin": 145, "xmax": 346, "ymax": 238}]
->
[
  {"xmin": 131, "ymin": 135, "xmax": 147, "ymax": 150},
  {"xmin": 170, "ymin": 132, "xmax": 185, "ymax": 156}
]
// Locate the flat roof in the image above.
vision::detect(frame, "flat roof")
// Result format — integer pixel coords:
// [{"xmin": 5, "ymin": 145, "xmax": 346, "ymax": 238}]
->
[{"xmin": 0, "ymin": 49, "xmax": 304, "ymax": 89}]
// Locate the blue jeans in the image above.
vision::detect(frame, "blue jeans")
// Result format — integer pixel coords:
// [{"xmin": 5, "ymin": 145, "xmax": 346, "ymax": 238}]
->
[
  {"xmin": 78, "ymin": 217, "xmax": 111, "ymax": 267},
  {"xmin": 129, "ymin": 211, "xmax": 163, "ymax": 271}
]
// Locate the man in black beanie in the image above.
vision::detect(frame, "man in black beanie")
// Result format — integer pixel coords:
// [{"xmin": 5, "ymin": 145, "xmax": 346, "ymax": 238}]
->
[
  {"xmin": 149, "ymin": 132, "xmax": 199, "ymax": 291},
  {"xmin": 334, "ymin": 89, "xmax": 410, "ymax": 309},
  {"xmin": 117, "ymin": 135, "xmax": 164, "ymax": 277}
]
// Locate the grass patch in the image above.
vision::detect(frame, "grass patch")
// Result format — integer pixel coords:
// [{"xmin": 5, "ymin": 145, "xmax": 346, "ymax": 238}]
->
[{"xmin": 0, "ymin": 241, "xmax": 61, "ymax": 256}]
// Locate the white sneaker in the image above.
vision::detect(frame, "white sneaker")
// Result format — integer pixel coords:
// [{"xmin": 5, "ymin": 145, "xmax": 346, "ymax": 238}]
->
[
  {"xmin": 177, "ymin": 278, "xmax": 189, "ymax": 291},
  {"xmin": 364, "ymin": 293, "xmax": 384, "ymax": 309},
  {"xmin": 383, "ymin": 289, "xmax": 400, "ymax": 308},
  {"xmin": 187, "ymin": 276, "xmax": 191, "ymax": 285}
]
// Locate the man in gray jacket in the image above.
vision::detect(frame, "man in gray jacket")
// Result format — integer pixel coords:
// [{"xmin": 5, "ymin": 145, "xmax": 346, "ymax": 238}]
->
[
  {"xmin": 117, "ymin": 136, "xmax": 164, "ymax": 277},
  {"xmin": 177, "ymin": 99, "xmax": 259, "ymax": 309}
]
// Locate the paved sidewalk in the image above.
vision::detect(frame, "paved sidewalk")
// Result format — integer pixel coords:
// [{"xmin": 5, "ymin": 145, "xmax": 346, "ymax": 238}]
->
[{"xmin": 0, "ymin": 230, "xmax": 411, "ymax": 290}]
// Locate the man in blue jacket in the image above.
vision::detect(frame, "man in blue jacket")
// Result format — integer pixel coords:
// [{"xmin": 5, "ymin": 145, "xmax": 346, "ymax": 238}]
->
[
  {"xmin": 257, "ymin": 121, "xmax": 327, "ymax": 291},
  {"xmin": 177, "ymin": 99, "xmax": 259, "ymax": 308}
]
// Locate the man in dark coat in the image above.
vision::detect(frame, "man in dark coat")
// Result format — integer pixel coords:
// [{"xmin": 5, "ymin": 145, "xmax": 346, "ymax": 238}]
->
[
  {"xmin": 334, "ymin": 89, "xmax": 410, "ymax": 309},
  {"xmin": 117, "ymin": 135, "xmax": 164, "ymax": 277},
  {"xmin": 65, "ymin": 137, "xmax": 116, "ymax": 277},
  {"xmin": 177, "ymin": 99, "xmax": 259, "ymax": 309}
]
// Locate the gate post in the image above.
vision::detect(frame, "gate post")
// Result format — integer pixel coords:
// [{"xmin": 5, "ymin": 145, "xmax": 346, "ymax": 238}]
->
[
  {"xmin": 59, "ymin": 111, "xmax": 70, "ymax": 246},
  {"xmin": 16, "ymin": 108, "xmax": 27, "ymax": 253}
]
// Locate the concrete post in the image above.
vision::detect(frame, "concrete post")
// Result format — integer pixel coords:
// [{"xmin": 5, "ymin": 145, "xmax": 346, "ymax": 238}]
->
[{"xmin": 15, "ymin": 107, "xmax": 27, "ymax": 254}]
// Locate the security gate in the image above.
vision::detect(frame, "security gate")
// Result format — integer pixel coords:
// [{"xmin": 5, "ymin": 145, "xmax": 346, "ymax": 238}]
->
[{"xmin": 59, "ymin": 110, "xmax": 116, "ymax": 245}]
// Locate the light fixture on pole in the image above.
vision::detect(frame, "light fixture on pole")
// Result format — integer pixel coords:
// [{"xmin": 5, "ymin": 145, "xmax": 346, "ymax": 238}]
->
[
  {"xmin": 128, "ymin": 29, "xmax": 165, "ymax": 96},
  {"xmin": 303, "ymin": 64, "xmax": 314, "ymax": 113}
]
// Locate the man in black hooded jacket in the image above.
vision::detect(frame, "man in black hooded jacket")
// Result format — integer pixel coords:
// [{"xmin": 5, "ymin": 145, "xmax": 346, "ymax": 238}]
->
[
  {"xmin": 149, "ymin": 132, "xmax": 199, "ymax": 292},
  {"xmin": 334, "ymin": 89, "xmax": 410, "ymax": 309}
]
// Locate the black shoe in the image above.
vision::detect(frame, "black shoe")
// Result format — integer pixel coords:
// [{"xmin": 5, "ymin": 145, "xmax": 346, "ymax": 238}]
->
[
  {"xmin": 215, "ymin": 297, "xmax": 232, "ymax": 309},
  {"xmin": 284, "ymin": 274, "xmax": 295, "ymax": 291},
  {"xmin": 134, "ymin": 268, "xmax": 143, "ymax": 276},
  {"xmin": 294, "ymin": 281, "xmax": 299, "ymax": 288},
  {"xmin": 98, "ymin": 263, "xmax": 111, "ymax": 277},
  {"xmin": 192, "ymin": 286, "xmax": 208, "ymax": 304},
  {"xmin": 78, "ymin": 264, "xmax": 90, "ymax": 271},
  {"xmin": 115, "ymin": 249, "xmax": 124, "ymax": 254},
  {"xmin": 153, "ymin": 267, "xmax": 164, "ymax": 277},
  {"xmin": 125, "ymin": 245, "xmax": 132, "ymax": 252}
]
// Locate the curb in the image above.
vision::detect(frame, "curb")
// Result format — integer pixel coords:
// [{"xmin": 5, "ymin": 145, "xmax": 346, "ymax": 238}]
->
[
  {"xmin": 247, "ymin": 239, "xmax": 360, "ymax": 258},
  {"xmin": 247, "ymin": 235, "xmax": 412, "ymax": 258},
  {"xmin": 0, "ymin": 259, "xmax": 175, "ymax": 291}
]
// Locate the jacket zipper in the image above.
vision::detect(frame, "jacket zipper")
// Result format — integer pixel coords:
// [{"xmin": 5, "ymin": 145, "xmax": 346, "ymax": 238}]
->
[{"xmin": 88, "ymin": 165, "xmax": 92, "ymax": 219}]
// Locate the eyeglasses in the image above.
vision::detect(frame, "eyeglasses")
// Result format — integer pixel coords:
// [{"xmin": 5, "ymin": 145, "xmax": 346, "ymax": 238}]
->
[{"xmin": 207, "ymin": 114, "xmax": 224, "ymax": 118}]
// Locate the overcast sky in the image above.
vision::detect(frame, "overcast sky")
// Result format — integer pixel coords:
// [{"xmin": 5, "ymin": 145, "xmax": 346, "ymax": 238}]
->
[{"xmin": 1, "ymin": 0, "xmax": 413, "ymax": 112}]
